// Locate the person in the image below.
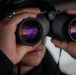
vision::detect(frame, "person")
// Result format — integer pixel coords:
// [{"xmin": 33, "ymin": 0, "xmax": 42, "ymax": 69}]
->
[
  {"xmin": 0, "ymin": 7, "xmax": 67, "ymax": 75},
  {"xmin": 0, "ymin": 0, "xmax": 76, "ymax": 75},
  {"xmin": 0, "ymin": 7, "xmax": 41, "ymax": 74}
]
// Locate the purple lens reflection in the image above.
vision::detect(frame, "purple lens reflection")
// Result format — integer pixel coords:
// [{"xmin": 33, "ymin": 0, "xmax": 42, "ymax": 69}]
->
[
  {"xmin": 22, "ymin": 28, "xmax": 37, "ymax": 39},
  {"xmin": 70, "ymin": 20, "xmax": 76, "ymax": 40},
  {"xmin": 19, "ymin": 20, "xmax": 41, "ymax": 44}
]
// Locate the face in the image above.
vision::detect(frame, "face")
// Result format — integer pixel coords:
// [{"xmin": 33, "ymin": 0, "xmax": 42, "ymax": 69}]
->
[{"xmin": 21, "ymin": 37, "xmax": 46, "ymax": 67}]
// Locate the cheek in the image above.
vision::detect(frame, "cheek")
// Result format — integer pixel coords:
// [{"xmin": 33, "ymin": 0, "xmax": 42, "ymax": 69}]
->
[
  {"xmin": 21, "ymin": 39, "xmax": 46, "ymax": 66},
  {"xmin": 21, "ymin": 47, "xmax": 46, "ymax": 66},
  {"xmin": 41, "ymin": 47, "xmax": 46, "ymax": 57}
]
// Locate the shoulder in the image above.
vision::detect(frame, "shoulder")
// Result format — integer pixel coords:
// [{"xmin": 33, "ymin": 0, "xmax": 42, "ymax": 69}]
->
[{"xmin": 42, "ymin": 49, "xmax": 67, "ymax": 75}]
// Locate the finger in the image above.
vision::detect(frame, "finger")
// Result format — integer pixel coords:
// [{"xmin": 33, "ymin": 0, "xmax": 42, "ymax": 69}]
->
[
  {"xmin": 15, "ymin": 8, "xmax": 41, "ymax": 14},
  {"xmin": 0, "ymin": 17, "xmax": 9, "ymax": 23},
  {"xmin": 16, "ymin": 45, "xmax": 34, "ymax": 63},
  {"xmin": 51, "ymin": 39, "xmax": 67, "ymax": 50},
  {"xmin": 7, "ymin": 12, "xmax": 37, "ymax": 31},
  {"xmin": 1, "ymin": 8, "xmax": 40, "ymax": 24},
  {"xmin": 65, "ymin": 9, "xmax": 76, "ymax": 15},
  {"xmin": 58, "ymin": 9, "xmax": 76, "ymax": 15}
]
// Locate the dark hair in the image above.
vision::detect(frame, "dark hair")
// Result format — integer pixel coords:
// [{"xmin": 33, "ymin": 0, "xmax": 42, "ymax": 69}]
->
[
  {"xmin": 0, "ymin": 0, "xmax": 56, "ymax": 20},
  {"xmin": 16, "ymin": 0, "xmax": 56, "ymax": 12}
]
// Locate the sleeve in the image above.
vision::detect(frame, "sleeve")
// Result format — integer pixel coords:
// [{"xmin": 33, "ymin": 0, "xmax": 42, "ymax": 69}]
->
[{"xmin": 0, "ymin": 50, "xmax": 14, "ymax": 75}]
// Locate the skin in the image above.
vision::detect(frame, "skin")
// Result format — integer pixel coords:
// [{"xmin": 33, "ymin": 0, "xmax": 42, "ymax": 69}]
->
[
  {"xmin": 0, "ymin": 7, "xmax": 76, "ymax": 74},
  {"xmin": 14, "ymin": 38, "xmax": 46, "ymax": 74},
  {"xmin": 0, "ymin": 8, "xmax": 41, "ymax": 64},
  {"xmin": 0, "ymin": 7, "xmax": 46, "ymax": 75},
  {"xmin": 51, "ymin": 9, "xmax": 76, "ymax": 59},
  {"xmin": 14, "ymin": 10, "xmax": 76, "ymax": 75}
]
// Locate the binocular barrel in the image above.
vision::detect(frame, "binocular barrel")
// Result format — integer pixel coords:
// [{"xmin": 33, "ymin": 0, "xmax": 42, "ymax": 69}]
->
[{"xmin": 16, "ymin": 11, "xmax": 76, "ymax": 46}]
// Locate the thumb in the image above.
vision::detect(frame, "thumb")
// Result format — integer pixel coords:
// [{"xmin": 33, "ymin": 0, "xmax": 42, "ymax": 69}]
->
[
  {"xmin": 51, "ymin": 39, "xmax": 67, "ymax": 50},
  {"xmin": 16, "ymin": 45, "xmax": 33, "ymax": 64}
]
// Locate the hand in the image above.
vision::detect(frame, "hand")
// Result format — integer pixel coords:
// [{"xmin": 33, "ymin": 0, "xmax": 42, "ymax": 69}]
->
[
  {"xmin": 0, "ymin": 8, "xmax": 41, "ymax": 64},
  {"xmin": 51, "ymin": 9, "xmax": 76, "ymax": 59}
]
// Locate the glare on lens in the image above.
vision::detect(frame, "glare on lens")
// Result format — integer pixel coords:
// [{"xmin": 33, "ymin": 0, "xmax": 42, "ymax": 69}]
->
[{"xmin": 70, "ymin": 19, "xmax": 76, "ymax": 40}]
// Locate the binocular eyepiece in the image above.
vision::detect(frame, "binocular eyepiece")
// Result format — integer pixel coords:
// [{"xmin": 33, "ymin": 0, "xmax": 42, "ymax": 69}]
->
[{"xmin": 16, "ymin": 11, "xmax": 76, "ymax": 46}]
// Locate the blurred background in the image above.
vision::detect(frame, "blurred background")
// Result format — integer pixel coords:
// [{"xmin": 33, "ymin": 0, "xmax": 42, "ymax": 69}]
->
[
  {"xmin": 51, "ymin": 0, "xmax": 76, "ymax": 10},
  {"xmin": 46, "ymin": 0, "xmax": 76, "ymax": 75}
]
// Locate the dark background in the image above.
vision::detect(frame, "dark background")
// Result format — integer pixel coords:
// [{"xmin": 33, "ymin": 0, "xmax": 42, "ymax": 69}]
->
[{"xmin": 49, "ymin": 0, "xmax": 76, "ymax": 10}]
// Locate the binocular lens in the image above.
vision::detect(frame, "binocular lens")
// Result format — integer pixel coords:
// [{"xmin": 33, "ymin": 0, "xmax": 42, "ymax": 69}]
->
[
  {"xmin": 19, "ymin": 20, "xmax": 42, "ymax": 45},
  {"xmin": 70, "ymin": 19, "xmax": 76, "ymax": 41}
]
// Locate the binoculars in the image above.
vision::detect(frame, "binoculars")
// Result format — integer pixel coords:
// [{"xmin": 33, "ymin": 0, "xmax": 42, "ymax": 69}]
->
[
  {"xmin": 0, "ymin": 0, "xmax": 76, "ymax": 46},
  {"xmin": 16, "ymin": 11, "xmax": 76, "ymax": 45}
]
